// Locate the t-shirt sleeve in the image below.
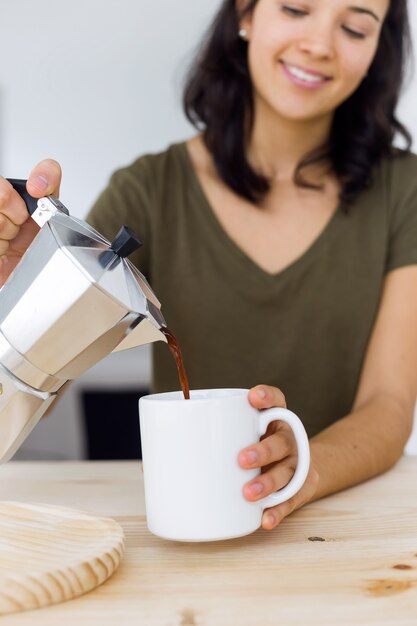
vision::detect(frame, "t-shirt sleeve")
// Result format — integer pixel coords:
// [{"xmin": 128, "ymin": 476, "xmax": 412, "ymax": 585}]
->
[
  {"xmin": 385, "ymin": 152, "xmax": 417, "ymax": 273},
  {"xmin": 86, "ymin": 156, "xmax": 153, "ymax": 277}
]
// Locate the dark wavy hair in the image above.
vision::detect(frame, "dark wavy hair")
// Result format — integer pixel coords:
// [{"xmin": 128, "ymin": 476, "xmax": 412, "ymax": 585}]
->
[{"xmin": 183, "ymin": 0, "xmax": 412, "ymax": 205}]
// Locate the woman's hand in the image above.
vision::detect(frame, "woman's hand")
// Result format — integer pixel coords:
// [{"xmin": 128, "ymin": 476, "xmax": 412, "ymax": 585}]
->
[
  {"xmin": 0, "ymin": 159, "xmax": 62, "ymax": 285},
  {"xmin": 238, "ymin": 384, "xmax": 319, "ymax": 530}
]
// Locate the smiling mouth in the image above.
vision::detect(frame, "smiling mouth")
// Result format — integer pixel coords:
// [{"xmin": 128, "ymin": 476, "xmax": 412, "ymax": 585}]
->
[{"xmin": 281, "ymin": 61, "xmax": 332, "ymax": 84}]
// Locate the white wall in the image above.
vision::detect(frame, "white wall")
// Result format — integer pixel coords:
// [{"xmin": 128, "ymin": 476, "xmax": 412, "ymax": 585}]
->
[
  {"xmin": 1, "ymin": 1, "xmax": 416, "ymax": 459},
  {"xmin": 397, "ymin": 0, "xmax": 417, "ymax": 146},
  {"xmin": 0, "ymin": 0, "xmax": 222, "ymax": 214}
]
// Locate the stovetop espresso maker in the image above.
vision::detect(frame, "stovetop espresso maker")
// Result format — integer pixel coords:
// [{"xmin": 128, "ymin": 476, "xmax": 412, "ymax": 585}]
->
[{"xmin": 0, "ymin": 179, "xmax": 167, "ymax": 462}]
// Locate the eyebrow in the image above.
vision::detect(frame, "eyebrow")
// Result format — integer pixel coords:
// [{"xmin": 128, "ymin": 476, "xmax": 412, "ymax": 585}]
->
[{"xmin": 348, "ymin": 6, "xmax": 381, "ymax": 22}]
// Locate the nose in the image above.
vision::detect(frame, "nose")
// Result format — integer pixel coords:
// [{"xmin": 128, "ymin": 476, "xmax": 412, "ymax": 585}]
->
[{"xmin": 297, "ymin": 25, "xmax": 335, "ymax": 60}]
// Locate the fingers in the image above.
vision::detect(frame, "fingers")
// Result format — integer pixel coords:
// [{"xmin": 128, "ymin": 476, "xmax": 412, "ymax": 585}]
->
[
  {"xmin": 27, "ymin": 159, "xmax": 62, "ymax": 199},
  {"xmin": 241, "ymin": 454, "xmax": 297, "ymax": 501},
  {"xmin": 0, "ymin": 214, "xmax": 19, "ymax": 242},
  {"xmin": 241, "ymin": 384, "xmax": 316, "ymax": 532},
  {"xmin": 0, "ymin": 159, "xmax": 61, "ymax": 287},
  {"xmin": 0, "ymin": 159, "xmax": 61, "ymax": 227},
  {"xmin": 262, "ymin": 496, "xmax": 297, "ymax": 530},
  {"xmin": 238, "ymin": 423, "xmax": 294, "ymax": 469},
  {"xmin": 240, "ymin": 384, "xmax": 294, "ymax": 502},
  {"xmin": 243, "ymin": 461, "xmax": 296, "ymax": 502},
  {"xmin": 0, "ymin": 178, "xmax": 30, "ymax": 225},
  {"xmin": 0, "ymin": 216, "xmax": 41, "ymax": 285},
  {"xmin": 261, "ymin": 466, "xmax": 319, "ymax": 530},
  {"xmin": 239, "ymin": 384, "xmax": 288, "ymax": 467},
  {"xmin": 247, "ymin": 384, "xmax": 286, "ymax": 410}
]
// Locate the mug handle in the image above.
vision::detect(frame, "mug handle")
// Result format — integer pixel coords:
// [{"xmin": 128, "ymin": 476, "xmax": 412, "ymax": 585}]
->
[{"xmin": 256, "ymin": 407, "xmax": 310, "ymax": 508}]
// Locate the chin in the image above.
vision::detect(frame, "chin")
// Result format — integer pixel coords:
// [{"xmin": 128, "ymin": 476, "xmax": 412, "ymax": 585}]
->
[{"xmin": 274, "ymin": 106, "xmax": 332, "ymax": 124}]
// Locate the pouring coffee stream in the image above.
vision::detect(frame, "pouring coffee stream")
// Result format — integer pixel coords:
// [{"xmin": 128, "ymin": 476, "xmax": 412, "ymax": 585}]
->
[
  {"xmin": 161, "ymin": 327, "xmax": 190, "ymax": 400},
  {"xmin": 0, "ymin": 179, "xmax": 189, "ymax": 463}
]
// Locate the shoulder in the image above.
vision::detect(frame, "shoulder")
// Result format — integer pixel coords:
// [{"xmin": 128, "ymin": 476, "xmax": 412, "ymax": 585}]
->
[
  {"xmin": 87, "ymin": 143, "xmax": 186, "ymax": 233},
  {"xmin": 374, "ymin": 150, "xmax": 417, "ymax": 271},
  {"xmin": 108, "ymin": 142, "xmax": 189, "ymax": 195},
  {"xmin": 373, "ymin": 149, "xmax": 417, "ymax": 201},
  {"xmin": 353, "ymin": 149, "xmax": 417, "ymax": 227}
]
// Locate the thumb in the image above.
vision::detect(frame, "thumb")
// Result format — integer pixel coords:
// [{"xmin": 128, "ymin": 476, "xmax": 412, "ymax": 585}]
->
[
  {"xmin": 248, "ymin": 385, "xmax": 287, "ymax": 410},
  {"xmin": 26, "ymin": 159, "xmax": 62, "ymax": 199}
]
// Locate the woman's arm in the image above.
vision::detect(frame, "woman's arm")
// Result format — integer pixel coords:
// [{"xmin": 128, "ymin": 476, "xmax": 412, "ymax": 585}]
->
[
  {"xmin": 239, "ymin": 265, "xmax": 417, "ymax": 529},
  {"xmin": 311, "ymin": 264, "xmax": 417, "ymax": 499}
]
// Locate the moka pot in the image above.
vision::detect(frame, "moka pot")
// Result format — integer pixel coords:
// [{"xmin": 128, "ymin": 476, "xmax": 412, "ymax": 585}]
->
[{"xmin": 0, "ymin": 179, "xmax": 167, "ymax": 462}]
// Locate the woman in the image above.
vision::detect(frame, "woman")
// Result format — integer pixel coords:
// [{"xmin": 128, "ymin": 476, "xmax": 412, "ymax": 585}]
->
[{"xmin": 1, "ymin": 0, "xmax": 416, "ymax": 531}]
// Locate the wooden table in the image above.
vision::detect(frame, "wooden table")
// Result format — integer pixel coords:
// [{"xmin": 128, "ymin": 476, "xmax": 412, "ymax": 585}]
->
[{"xmin": 0, "ymin": 458, "xmax": 416, "ymax": 626}]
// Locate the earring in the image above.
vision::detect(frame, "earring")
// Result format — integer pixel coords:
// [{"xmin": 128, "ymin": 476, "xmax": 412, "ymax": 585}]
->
[{"xmin": 238, "ymin": 28, "xmax": 248, "ymax": 41}]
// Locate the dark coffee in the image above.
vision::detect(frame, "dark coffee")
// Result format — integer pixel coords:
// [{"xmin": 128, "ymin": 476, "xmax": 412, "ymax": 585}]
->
[{"xmin": 161, "ymin": 327, "xmax": 190, "ymax": 400}]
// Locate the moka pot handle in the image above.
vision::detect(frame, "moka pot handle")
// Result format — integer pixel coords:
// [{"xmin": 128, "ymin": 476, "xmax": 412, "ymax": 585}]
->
[
  {"xmin": 6, "ymin": 179, "xmax": 38, "ymax": 216},
  {"xmin": 6, "ymin": 178, "xmax": 70, "ymax": 227}
]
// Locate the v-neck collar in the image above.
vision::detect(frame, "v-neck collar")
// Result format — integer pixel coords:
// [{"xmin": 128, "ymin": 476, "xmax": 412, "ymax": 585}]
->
[{"xmin": 177, "ymin": 141, "xmax": 346, "ymax": 285}]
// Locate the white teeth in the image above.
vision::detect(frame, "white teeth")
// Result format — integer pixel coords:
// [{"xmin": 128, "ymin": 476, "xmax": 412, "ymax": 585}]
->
[{"xmin": 285, "ymin": 64, "xmax": 325, "ymax": 83}]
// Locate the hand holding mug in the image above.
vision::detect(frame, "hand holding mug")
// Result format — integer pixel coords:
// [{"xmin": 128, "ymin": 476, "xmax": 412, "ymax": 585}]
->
[{"xmin": 240, "ymin": 385, "xmax": 319, "ymax": 530}]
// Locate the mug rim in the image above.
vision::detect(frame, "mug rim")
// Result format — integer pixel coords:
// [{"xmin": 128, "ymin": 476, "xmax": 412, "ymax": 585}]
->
[{"xmin": 140, "ymin": 388, "xmax": 249, "ymax": 403}]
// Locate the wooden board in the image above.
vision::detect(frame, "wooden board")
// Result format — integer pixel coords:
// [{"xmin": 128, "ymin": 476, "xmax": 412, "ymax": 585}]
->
[{"xmin": 0, "ymin": 501, "xmax": 125, "ymax": 615}]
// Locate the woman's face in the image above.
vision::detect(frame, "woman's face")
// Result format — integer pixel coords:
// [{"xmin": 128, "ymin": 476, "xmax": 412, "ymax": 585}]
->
[{"xmin": 240, "ymin": 0, "xmax": 390, "ymax": 124}]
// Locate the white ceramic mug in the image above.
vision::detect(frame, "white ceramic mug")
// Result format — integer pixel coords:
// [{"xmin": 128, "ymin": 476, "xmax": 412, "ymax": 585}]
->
[{"xmin": 139, "ymin": 388, "xmax": 310, "ymax": 542}]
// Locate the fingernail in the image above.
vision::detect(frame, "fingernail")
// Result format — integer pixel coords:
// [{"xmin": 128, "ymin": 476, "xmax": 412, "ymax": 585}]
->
[
  {"xmin": 30, "ymin": 175, "xmax": 48, "ymax": 192},
  {"xmin": 248, "ymin": 482, "xmax": 264, "ymax": 496},
  {"xmin": 244, "ymin": 450, "xmax": 258, "ymax": 465},
  {"xmin": 256, "ymin": 388, "xmax": 266, "ymax": 399}
]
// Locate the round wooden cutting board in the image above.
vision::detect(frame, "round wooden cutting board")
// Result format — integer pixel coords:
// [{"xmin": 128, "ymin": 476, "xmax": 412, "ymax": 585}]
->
[{"xmin": 0, "ymin": 501, "xmax": 125, "ymax": 615}]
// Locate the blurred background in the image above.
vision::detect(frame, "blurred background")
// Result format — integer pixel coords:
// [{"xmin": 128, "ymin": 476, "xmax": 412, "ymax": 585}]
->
[{"xmin": 1, "ymin": 0, "xmax": 416, "ymax": 459}]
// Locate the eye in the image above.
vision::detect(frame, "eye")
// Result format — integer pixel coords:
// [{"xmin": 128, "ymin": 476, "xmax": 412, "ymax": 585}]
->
[
  {"xmin": 342, "ymin": 26, "xmax": 366, "ymax": 40},
  {"xmin": 280, "ymin": 4, "xmax": 308, "ymax": 17}
]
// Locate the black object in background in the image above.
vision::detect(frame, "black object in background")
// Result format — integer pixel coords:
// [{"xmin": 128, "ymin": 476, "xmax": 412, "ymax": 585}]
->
[{"xmin": 82, "ymin": 389, "xmax": 149, "ymax": 460}]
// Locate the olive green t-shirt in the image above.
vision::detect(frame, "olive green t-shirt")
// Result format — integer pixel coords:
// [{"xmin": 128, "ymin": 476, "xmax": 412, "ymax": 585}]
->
[{"xmin": 87, "ymin": 143, "xmax": 417, "ymax": 437}]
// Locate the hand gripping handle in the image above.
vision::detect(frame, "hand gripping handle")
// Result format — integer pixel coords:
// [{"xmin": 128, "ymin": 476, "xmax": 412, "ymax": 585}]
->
[
  {"xmin": 257, "ymin": 407, "xmax": 310, "ymax": 508},
  {"xmin": 6, "ymin": 178, "xmax": 38, "ymax": 215}
]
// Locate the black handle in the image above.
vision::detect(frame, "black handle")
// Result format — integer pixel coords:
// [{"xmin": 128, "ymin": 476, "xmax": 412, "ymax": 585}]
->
[
  {"xmin": 98, "ymin": 225, "xmax": 143, "ymax": 269},
  {"xmin": 110, "ymin": 225, "xmax": 143, "ymax": 258},
  {"xmin": 6, "ymin": 178, "xmax": 38, "ymax": 216}
]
